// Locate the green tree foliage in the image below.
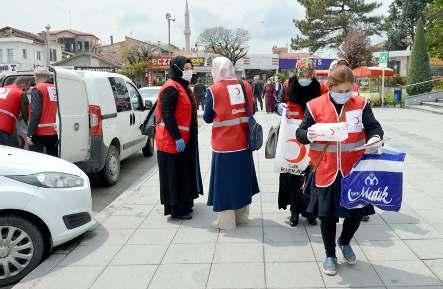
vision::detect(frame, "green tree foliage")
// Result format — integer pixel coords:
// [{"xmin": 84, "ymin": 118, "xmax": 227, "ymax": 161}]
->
[
  {"xmin": 384, "ymin": 0, "xmax": 432, "ymax": 50},
  {"xmin": 407, "ymin": 19, "xmax": 433, "ymax": 95},
  {"xmin": 424, "ymin": 0, "xmax": 443, "ymax": 58},
  {"xmin": 291, "ymin": 0, "xmax": 383, "ymax": 52}
]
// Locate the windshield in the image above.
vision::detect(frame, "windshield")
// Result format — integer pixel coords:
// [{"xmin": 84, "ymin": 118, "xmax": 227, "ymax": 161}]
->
[{"xmin": 139, "ymin": 88, "xmax": 160, "ymax": 100}]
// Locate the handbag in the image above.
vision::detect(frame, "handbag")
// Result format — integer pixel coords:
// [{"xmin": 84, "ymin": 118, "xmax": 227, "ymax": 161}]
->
[
  {"xmin": 302, "ymin": 103, "xmax": 348, "ymax": 195},
  {"xmin": 265, "ymin": 124, "xmax": 280, "ymax": 159},
  {"xmin": 239, "ymin": 80, "xmax": 263, "ymax": 151}
]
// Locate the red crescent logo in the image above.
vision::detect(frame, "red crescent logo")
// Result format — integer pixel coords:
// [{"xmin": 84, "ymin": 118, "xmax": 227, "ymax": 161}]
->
[
  {"xmin": 234, "ymin": 88, "xmax": 241, "ymax": 95},
  {"xmin": 330, "ymin": 128, "xmax": 335, "ymax": 136},
  {"xmin": 285, "ymin": 139, "xmax": 307, "ymax": 164},
  {"xmin": 352, "ymin": 116, "xmax": 360, "ymax": 125}
]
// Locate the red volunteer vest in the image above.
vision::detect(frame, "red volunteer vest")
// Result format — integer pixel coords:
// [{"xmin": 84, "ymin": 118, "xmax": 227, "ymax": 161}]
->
[
  {"xmin": 210, "ymin": 80, "xmax": 253, "ymax": 152},
  {"xmin": 155, "ymin": 79, "xmax": 192, "ymax": 154},
  {"xmin": 0, "ymin": 85, "xmax": 22, "ymax": 134},
  {"xmin": 307, "ymin": 93, "xmax": 367, "ymax": 187},
  {"xmin": 29, "ymin": 82, "xmax": 58, "ymax": 136}
]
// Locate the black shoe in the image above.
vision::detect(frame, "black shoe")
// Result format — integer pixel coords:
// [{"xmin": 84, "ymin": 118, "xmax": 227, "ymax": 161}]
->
[
  {"xmin": 361, "ymin": 215, "xmax": 370, "ymax": 222},
  {"xmin": 172, "ymin": 214, "xmax": 192, "ymax": 220},
  {"xmin": 307, "ymin": 217, "xmax": 318, "ymax": 226},
  {"xmin": 289, "ymin": 213, "xmax": 299, "ymax": 227}
]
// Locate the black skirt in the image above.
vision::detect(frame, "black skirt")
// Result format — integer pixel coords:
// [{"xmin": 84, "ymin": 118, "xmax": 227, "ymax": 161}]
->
[
  {"xmin": 306, "ymin": 172, "xmax": 375, "ymax": 219},
  {"xmin": 157, "ymin": 138, "xmax": 203, "ymax": 216},
  {"xmin": 278, "ymin": 173, "xmax": 304, "ymax": 212}
]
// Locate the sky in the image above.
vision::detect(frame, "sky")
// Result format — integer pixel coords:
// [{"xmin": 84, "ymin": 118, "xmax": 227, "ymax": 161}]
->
[{"xmin": 3, "ymin": 0, "xmax": 393, "ymax": 57}]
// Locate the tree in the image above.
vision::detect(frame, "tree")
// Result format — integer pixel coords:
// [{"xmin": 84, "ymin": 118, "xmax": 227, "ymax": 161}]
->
[
  {"xmin": 424, "ymin": 0, "xmax": 443, "ymax": 58},
  {"xmin": 384, "ymin": 0, "xmax": 432, "ymax": 50},
  {"xmin": 338, "ymin": 28, "xmax": 373, "ymax": 69},
  {"xmin": 291, "ymin": 0, "xmax": 383, "ymax": 52},
  {"xmin": 384, "ymin": 1, "xmax": 410, "ymax": 50},
  {"xmin": 197, "ymin": 27, "xmax": 250, "ymax": 65},
  {"xmin": 407, "ymin": 18, "xmax": 433, "ymax": 95}
]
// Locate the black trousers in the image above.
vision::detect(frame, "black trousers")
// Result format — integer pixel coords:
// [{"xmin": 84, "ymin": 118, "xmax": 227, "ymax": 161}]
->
[
  {"xmin": 29, "ymin": 135, "xmax": 59, "ymax": 157},
  {"xmin": 0, "ymin": 130, "xmax": 10, "ymax": 146},
  {"xmin": 320, "ymin": 217, "xmax": 362, "ymax": 258},
  {"xmin": 254, "ymin": 96, "xmax": 263, "ymax": 111}
]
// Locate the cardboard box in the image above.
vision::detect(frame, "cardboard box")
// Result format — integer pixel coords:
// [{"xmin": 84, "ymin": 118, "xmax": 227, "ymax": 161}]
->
[{"xmin": 311, "ymin": 122, "xmax": 348, "ymax": 141}]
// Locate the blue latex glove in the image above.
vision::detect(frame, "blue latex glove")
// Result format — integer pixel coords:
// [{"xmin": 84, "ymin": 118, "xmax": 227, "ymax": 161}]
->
[
  {"xmin": 277, "ymin": 103, "xmax": 287, "ymax": 116},
  {"xmin": 175, "ymin": 138, "xmax": 186, "ymax": 153}
]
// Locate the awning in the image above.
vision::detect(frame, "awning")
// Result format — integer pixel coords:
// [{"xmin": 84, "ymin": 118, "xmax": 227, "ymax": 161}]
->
[{"xmin": 353, "ymin": 66, "xmax": 395, "ymax": 77}]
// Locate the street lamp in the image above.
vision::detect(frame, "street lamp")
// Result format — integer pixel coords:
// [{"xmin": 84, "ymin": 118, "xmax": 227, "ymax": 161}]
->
[
  {"xmin": 45, "ymin": 24, "xmax": 51, "ymax": 65},
  {"xmin": 165, "ymin": 12, "xmax": 175, "ymax": 46}
]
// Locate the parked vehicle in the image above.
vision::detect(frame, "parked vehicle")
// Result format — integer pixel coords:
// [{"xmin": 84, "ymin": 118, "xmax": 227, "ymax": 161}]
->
[
  {"xmin": 0, "ymin": 145, "xmax": 96, "ymax": 286},
  {"xmin": 139, "ymin": 86, "xmax": 161, "ymax": 104},
  {"xmin": 0, "ymin": 68, "xmax": 156, "ymax": 186}
]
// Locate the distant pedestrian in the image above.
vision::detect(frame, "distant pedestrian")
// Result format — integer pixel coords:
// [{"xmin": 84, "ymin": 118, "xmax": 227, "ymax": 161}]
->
[
  {"xmin": 252, "ymin": 76, "xmax": 264, "ymax": 111},
  {"xmin": 193, "ymin": 79, "xmax": 207, "ymax": 111},
  {"xmin": 204, "ymin": 57, "xmax": 260, "ymax": 230},
  {"xmin": 155, "ymin": 56, "xmax": 203, "ymax": 220},
  {"xmin": 296, "ymin": 65, "xmax": 384, "ymax": 276},
  {"xmin": 263, "ymin": 79, "xmax": 276, "ymax": 113},
  {"xmin": 27, "ymin": 68, "xmax": 59, "ymax": 156}
]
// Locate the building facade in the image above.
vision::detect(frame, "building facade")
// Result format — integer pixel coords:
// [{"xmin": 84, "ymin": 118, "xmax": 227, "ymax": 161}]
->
[{"xmin": 48, "ymin": 29, "xmax": 100, "ymax": 55}]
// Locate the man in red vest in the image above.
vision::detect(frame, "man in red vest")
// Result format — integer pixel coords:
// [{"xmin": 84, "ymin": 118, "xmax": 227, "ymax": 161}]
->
[
  {"xmin": 27, "ymin": 67, "xmax": 59, "ymax": 157},
  {"xmin": 0, "ymin": 77, "xmax": 30, "ymax": 146}
]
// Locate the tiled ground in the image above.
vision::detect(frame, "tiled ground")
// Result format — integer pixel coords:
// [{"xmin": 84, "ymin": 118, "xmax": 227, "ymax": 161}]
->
[{"xmin": 14, "ymin": 109, "xmax": 443, "ymax": 289}]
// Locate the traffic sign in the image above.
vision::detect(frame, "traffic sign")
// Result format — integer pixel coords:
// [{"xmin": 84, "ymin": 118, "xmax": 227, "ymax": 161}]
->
[{"xmin": 379, "ymin": 51, "xmax": 388, "ymax": 69}]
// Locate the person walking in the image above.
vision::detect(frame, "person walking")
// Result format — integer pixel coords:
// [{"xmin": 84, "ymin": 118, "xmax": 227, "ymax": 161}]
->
[
  {"xmin": 26, "ymin": 68, "xmax": 59, "ymax": 156},
  {"xmin": 155, "ymin": 56, "xmax": 203, "ymax": 220},
  {"xmin": 193, "ymin": 79, "xmax": 207, "ymax": 111},
  {"xmin": 263, "ymin": 79, "xmax": 276, "ymax": 113},
  {"xmin": 204, "ymin": 57, "xmax": 260, "ymax": 230},
  {"xmin": 276, "ymin": 58, "xmax": 323, "ymax": 227},
  {"xmin": 252, "ymin": 76, "xmax": 264, "ymax": 111},
  {"xmin": 0, "ymin": 77, "xmax": 30, "ymax": 146},
  {"xmin": 296, "ymin": 65, "xmax": 384, "ymax": 276}
]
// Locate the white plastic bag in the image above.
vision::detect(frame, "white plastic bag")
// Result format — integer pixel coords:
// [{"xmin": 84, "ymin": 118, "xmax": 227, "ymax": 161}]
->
[{"xmin": 274, "ymin": 109, "xmax": 310, "ymax": 175}]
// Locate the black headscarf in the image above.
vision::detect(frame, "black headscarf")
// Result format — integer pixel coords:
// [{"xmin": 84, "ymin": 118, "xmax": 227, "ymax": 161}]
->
[
  {"xmin": 168, "ymin": 56, "xmax": 192, "ymax": 80},
  {"xmin": 287, "ymin": 76, "xmax": 321, "ymax": 109}
]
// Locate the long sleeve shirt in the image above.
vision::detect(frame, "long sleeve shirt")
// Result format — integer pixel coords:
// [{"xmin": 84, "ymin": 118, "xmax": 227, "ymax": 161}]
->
[
  {"xmin": 27, "ymin": 88, "xmax": 42, "ymax": 137},
  {"xmin": 296, "ymin": 98, "xmax": 384, "ymax": 145}
]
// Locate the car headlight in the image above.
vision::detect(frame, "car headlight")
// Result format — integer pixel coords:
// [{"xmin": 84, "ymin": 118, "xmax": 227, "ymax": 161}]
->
[{"xmin": 6, "ymin": 172, "xmax": 84, "ymax": 188}]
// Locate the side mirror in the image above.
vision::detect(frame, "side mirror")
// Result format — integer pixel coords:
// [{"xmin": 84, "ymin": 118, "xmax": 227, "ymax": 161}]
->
[{"xmin": 144, "ymin": 100, "xmax": 153, "ymax": 110}]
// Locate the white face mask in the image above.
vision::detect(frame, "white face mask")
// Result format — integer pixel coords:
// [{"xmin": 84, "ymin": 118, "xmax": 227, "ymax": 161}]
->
[
  {"xmin": 182, "ymin": 69, "xmax": 193, "ymax": 82},
  {"xmin": 330, "ymin": 91, "xmax": 353, "ymax": 104}
]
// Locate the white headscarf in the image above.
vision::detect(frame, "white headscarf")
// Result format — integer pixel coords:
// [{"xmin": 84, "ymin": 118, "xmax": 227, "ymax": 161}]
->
[{"xmin": 211, "ymin": 57, "xmax": 237, "ymax": 83}]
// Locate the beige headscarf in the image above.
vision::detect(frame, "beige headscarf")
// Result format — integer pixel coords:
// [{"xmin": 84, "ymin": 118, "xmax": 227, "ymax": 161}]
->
[{"xmin": 211, "ymin": 57, "xmax": 237, "ymax": 83}]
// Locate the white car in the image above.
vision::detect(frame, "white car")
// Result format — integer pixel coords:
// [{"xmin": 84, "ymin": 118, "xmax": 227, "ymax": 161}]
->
[
  {"xmin": 139, "ymin": 86, "xmax": 161, "ymax": 104},
  {"xmin": 0, "ymin": 145, "xmax": 96, "ymax": 286}
]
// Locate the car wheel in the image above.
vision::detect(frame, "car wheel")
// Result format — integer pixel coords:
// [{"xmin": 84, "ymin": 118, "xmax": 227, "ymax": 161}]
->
[
  {"xmin": 0, "ymin": 215, "xmax": 45, "ymax": 287},
  {"xmin": 100, "ymin": 144, "xmax": 120, "ymax": 186},
  {"xmin": 142, "ymin": 136, "xmax": 154, "ymax": 157}
]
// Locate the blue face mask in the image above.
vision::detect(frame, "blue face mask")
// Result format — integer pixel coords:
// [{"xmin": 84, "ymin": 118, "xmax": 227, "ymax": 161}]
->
[
  {"xmin": 330, "ymin": 91, "xmax": 353, "ymax": 104},
  {"xmin": 298, "ymin": 78, "xmax": 312, "ymax": 87}
]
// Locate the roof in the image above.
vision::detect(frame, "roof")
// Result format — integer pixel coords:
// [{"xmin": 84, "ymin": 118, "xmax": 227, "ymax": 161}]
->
[
  {"xmin": 353, "ymin": 66, "xmax": 395, "ymax": 78},
  {"xmin": 52, "ymin": 53, "xmax": 121, "ymax": 67},
  {"xmin": 277, "ymin": 52, "xmax": 320, "ymax": 59},
  {"xmin": 0, "ymin": 26, "xmax": 45, "ymax": 44},
  {"xmin": 49, "ymin": 29, "xmax": 99, "ymax": 39}
]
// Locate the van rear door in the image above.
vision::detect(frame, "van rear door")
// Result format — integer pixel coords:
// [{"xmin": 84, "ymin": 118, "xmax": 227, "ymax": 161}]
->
[{"xmin": 53, "ymin": 68, "xmax": 89, "ymax": 162}]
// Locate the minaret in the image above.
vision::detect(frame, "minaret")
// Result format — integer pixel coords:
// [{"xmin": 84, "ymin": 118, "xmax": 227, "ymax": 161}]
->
[{"xmin": 184, "ymin": 0, "xmax": 191, "ymax": 51}]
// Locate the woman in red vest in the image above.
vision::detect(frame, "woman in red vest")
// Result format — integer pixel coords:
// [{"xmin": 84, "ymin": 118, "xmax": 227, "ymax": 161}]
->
[
  {"xmin": 204, "ymin": 57, "xmax": 259, "ymax": 230},
  {"xmin": 296, "ymin": 65, "xmax": 384, "ymax": 276},
  {"xmin": 276, "ymin": 58, "xmax": 324, "ymax": 227},
  {"xmin": 155, "ymin": 56, "xmax": 203, "ymax": 220}
]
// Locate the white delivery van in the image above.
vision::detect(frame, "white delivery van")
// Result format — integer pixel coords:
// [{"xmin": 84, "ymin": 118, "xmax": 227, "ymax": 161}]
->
[{"xmin": 0, "ymin": 68, "xmax": 155, "ymax": 186}]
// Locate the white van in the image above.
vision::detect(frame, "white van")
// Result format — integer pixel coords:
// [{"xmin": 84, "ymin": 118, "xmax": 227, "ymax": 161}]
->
[{"xmin": 0, "ymin": 68, "xmax": 155, "ymax": 186}]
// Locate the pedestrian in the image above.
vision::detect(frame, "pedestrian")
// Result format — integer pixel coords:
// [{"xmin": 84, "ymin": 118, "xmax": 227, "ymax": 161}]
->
[
  {"xmin": 193, "ymin": 79, "xmax": 207, "ymax": 111},
  {"xmin": 252, "ymin": 76, "xmax": 264, "ymax": 111},
  {"xmin": 26, "ymin": 68, "xmax": 59, "ymax": 156},
  {"xmin": 263, "ymin": 78, "xmax": 276, "ymax": 113},
  {"xmin": 296, "ymin": 65, "xmax": 384, "ymax": 276},
  {"xmin": 0, "ymin": 77, "xmax": 30, "ymax": 147},
  {"xmin": 155, "ymin": 56, "xmax": 203, "ymax": 220},
  {"xmin": 204, "ymin": 57, "xmax": 260, "ymax": 230},
  {"xmin": 276, "ymin": 58, "xmax": 325, "ymax": 227}
]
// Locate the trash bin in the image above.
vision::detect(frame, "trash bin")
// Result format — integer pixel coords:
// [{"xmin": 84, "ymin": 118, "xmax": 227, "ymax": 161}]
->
[{"xmin": 394, "ymin": 88, "xmax": 402, "ymax": 103}]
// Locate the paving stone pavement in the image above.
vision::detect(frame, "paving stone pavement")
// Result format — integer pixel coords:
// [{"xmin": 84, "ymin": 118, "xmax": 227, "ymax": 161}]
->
[{"xmin": 13, "ymin": 108, "xmax": 443, "ymax": 289}]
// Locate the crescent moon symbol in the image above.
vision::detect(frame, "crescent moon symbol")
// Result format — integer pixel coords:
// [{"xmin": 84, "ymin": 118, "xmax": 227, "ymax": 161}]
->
[
  {"xmin": 330, "ymin": 128, "xmax": 335, "ymax": 136},
  {"xmin": 234, "ymin": 88, "xmax": 241, "ymax": 95},
  {"xmin": 285, "ymin": 139, "xmax": 307, "ymax": 164},
  {"xmin": 353, "ymin": 116, "xmax": 360, "ymax": 125}
]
